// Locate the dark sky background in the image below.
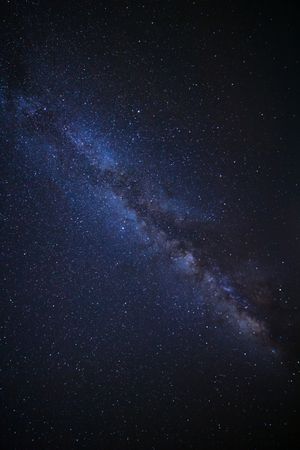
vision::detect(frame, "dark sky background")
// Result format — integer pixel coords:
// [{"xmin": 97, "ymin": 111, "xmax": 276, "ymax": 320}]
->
[{"xmin": 1, "ymin": 1, "xmax": 299, "ymax": 449}]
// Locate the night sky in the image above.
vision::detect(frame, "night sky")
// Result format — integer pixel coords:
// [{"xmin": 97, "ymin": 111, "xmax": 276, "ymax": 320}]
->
[{"xmin": 1, "ymin": 1, "xmax": 300, "ymax": 449}]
